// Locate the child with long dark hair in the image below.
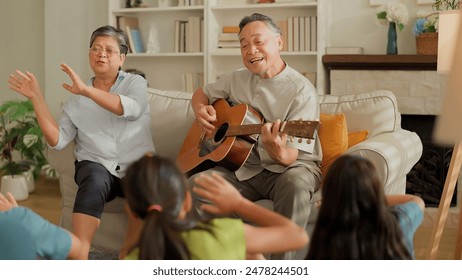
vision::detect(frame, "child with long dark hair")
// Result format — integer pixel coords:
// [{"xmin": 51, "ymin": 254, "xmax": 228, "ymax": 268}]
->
[
  {"xmin": 306, "ymin": 154, "xmax": 424, "ymax": 259},
  {"xmin": 120, "ymin": 154, "xmax": 308, "ymax": 260}
]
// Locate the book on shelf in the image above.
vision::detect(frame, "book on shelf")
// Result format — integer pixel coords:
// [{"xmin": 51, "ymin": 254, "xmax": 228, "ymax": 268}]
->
[
  {"xmin": 222, "ymin": 26, "xmax": 240, "ymax": 33},
  {"xmin": 178, "ymin": 0, "xmax": 204, "ymax": 6},
  {"xmin": 218, "ymin": 33, "xmax": 239, "ymax": 42},
  {"xmin": 299, "ymin": 16, "xmax": 305, "ymax": 52},
  {"xmin": 117, "ymin": 16, "xmax": 140, "ymax": 53},
  {"xmin": 287, "ymin": 17, "xmax": 293, "ymax": 52},
  {"xmin": 126, "ymin": 26, "xmax": 145, "ymax": 53},
  {"xmin": 304, "ymin": 16, "xmax": 311, "ymax": 52},
  {"xmin": 217, "ymin": 41, "xmax": 240, "ymax": 48},
  {"xmin": 217, "ymin": 0, "xmax": 249, "ymax": 4},
  {"xmin": 310, "ymin": 16, "xmax": 317, "ymax": 51},
  {"xmin": 293, "ymin": 16, "xmax": 299, "ymax": 52},
  {"xmin": 174, "ymin": 16, "xmax": 202, "ymax": 53},
  {"xmin": 174, "ymin": 20, "xmax": 188, "ymax": 53},
  {"xmin": 325, "ymin": 47, "xmax": 364, "ymax": 55},
  {"xmin": 186, "ymin": 16, "xmax": 201, "ymax": 52},
  {"xmin": 217, "ymin": 32, "xmax": 239, "ymax": 49},
  {"xmin": 275, "ymin": 0, "xmax": 313, "ymax": 2},
  {"xmin": 283, "ymin": 16, "xmax": 315, "ymax": 52},
  {"xmin": 277, "ymin": 19, "xmax": 288, "ymax": 52}
]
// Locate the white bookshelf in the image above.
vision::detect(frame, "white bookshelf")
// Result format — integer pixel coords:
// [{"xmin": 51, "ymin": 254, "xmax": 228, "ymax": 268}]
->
[{"xmin": 108, "ymin": 0, "xmax": 326, "ymax": 94}]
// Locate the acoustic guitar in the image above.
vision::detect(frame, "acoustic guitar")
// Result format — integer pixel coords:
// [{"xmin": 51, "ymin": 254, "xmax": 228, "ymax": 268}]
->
[{"xmin": 176, "ymin": 99, "xmax": 319, "ymax": 175}]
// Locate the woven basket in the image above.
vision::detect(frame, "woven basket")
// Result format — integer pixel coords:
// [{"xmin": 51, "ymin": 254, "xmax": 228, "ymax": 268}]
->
[{"xmin": 416, "ymin": 32, "xmax": 438, "ymax": 55}]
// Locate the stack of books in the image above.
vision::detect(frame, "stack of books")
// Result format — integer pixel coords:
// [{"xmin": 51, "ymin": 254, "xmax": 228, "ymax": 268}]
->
[
  {"xmin": 278, "ymin": 16, "xmax": 317, "ymax": 52},
  {"xmin": 218, "ymin": 26, "xmax": 240, "ymax": 49}
]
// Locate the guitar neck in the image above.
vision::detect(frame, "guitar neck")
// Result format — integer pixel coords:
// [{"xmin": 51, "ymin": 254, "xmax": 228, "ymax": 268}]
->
[{"xmin": 225, "ymin": 124, "xmax": 263, "ymax": 137}]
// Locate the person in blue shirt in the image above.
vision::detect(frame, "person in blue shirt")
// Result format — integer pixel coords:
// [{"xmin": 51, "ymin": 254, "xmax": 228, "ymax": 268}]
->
[
  {"xmin": 0, "ymin": 192, "xmax": 82, "ymax": 260},
  {"xmin": 7, "ymin": 25, "xmax": 155, "ymax": 259},
  {"xmin": 306, "ymin": 154, "xmax": 425, "ymax": 260}
]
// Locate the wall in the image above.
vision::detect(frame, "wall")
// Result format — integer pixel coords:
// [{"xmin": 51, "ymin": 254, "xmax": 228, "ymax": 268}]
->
[
  {"xmin": 0, "ymin": 0, "xmax": 106, "ymax": 119},
  {"xmin": 0, "ymin": 0, "xmax": 45, "ymax": 105},
  {"xmin": 44, "ymin": 0, "xmax": 108, "ymax": 119},
  {"xmin": 327, "ymin": 0, "xmax": 434, "ymax": 55}
]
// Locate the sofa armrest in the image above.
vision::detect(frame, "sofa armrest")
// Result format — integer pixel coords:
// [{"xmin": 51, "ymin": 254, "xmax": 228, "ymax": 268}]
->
[
  {"xmin": 345, "ymin": 129, "xmax": 422, "ymax": 194},
  {"xmin": 46, "ymin": 142, "xmax": 76, "ymax": 175},
  {"xmin": 45, "ymin": 143, "xmax": 77, "ymax": 230}
]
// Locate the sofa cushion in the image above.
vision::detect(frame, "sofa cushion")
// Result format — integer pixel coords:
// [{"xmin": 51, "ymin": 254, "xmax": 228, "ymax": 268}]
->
[
  {"xmin": 319, "ymin": 90, "xmax": 399, "ymax": 138},
  {"xmin": 148, "ymin": 88, "xmax": 195, "ymax": 161},
  {"xmin": 318, "ymin": 113, "xmax": 348, "ymax": 176},
  {"xmin": 348, "ymin": 130, "xmax": 369, "ymax": 148}
]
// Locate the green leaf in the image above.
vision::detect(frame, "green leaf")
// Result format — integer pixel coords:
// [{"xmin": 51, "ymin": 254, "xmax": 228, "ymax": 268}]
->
[{"xmin": 377, "ymin": 11, "xmax": 387, "ymax": 20}]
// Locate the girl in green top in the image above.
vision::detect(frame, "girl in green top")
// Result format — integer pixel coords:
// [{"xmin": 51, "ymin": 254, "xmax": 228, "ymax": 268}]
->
[{"xmin": 120, "ymin": 154, "xmax": 308, "ymax": 260}]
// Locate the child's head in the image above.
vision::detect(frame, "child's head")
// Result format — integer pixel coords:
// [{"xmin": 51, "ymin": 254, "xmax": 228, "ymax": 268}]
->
[
  {"xmin": 309, "ymin": 154, "xmax": 411, "ymax": 259},
  {"xmin": 122, "ymin": 153, "xmax": 189, "ymax": 220},
  {"xmin": 321, "ymin": 154, "xmax": 386, "ymax": 213},
  {"xmin": 121, "ymin": 154, "xmax": 194, "ymax": 259}
]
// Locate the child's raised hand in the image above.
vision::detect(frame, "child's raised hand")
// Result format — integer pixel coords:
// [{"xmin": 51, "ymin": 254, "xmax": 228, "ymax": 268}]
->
[
  {"xmin": 0, "ymin": 192, "xmax": 18, "ymax": 211},
  {"xmin": 193, "ymin": 173, "xmax": 243, "ymax": 215}
]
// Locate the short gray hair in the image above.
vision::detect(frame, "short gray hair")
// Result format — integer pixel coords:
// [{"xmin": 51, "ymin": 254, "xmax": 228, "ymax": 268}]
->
[
  {"xmin": 238, "ymin": 13, "xmax": 281, "ymax": 35},
  {"xmin": 89, "ymin": 25, "xmax": 129, "ymax": 55}
]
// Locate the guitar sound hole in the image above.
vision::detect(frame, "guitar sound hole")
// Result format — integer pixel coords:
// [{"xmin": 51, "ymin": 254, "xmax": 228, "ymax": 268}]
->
[{"xmin": 214, "ymin": 123, "xmax": 229, "ymax": 143}]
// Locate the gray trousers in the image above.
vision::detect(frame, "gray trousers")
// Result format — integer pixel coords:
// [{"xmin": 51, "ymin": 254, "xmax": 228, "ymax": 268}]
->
[{"xmin": 189, "ymin": 165, "xmax": 319, "ymax": 260}]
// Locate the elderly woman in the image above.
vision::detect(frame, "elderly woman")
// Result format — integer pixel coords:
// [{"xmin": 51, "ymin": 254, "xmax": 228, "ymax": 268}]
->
[{"xmin": 8, "ymin": 25, "xmax": 155, "ymax": 259}]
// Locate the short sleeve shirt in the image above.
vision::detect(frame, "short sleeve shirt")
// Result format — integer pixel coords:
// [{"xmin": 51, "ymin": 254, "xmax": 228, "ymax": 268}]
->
[
  {"xmin": 0, "ymin": 207, "xmax": 72, "ymax": 260},
  {"xmin": 203, "ymin": 65, "xmax": 322, "ymax": 180}
]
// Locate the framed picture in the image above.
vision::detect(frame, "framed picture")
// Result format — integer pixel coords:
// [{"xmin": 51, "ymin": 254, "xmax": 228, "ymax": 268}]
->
[
  {"xmin": 417, "ymin": 0, "xmax": 434, "ymax": 4},
  {"xmin": 369, "ymin": 0, "xmax": 398, "ymax": 6}
]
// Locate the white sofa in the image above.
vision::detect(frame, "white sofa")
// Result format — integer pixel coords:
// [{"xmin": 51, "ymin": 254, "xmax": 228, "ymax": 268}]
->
[{"xmin": 46, "ymin": 88, "xmax": 423, "ymax": 259}]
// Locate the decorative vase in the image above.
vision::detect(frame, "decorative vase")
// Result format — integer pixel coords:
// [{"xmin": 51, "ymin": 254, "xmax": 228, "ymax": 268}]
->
[{"xmin": 387, "ymin": 22, "xmax": 398, "ymax": 55}]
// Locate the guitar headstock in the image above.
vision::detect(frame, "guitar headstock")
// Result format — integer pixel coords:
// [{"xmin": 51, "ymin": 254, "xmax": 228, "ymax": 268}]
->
[{"xmin": 281, "ymin": 120, "xmax": 319, "ymax": 140}]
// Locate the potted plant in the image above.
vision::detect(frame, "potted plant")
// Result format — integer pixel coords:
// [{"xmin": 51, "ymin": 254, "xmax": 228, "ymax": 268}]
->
[
  {"xmin": 0, "ymin": 99, "xmax": 49, "ymax": 200},
  {"xmin": 432, "ymin": 0, "xmax": 460, "ymax": 11}
]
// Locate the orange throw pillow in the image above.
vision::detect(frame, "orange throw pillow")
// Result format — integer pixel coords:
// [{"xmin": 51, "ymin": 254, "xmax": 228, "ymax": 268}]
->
[
  {"xmin": 348, "ymin": 130, "xmax": 369, "ymax": 148},
  {"xmin": 319, "ymin": 113, "xmax": 348, "ymax": 176}
]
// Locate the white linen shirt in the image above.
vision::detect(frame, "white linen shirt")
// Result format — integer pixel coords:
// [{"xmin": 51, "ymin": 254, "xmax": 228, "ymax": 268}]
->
[
  {"xmin": 51, "ymin": 71, "xmax": 155, "ymax": 178},
  {"xmin": 202, "ymin": 64, "xmax": 322, "ymax": 181}
]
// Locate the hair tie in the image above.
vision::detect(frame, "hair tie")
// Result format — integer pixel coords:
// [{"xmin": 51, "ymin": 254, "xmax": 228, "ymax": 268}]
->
[{"xmin": 147, "ymin": 204, "xmax": 162, "ymax": 213}]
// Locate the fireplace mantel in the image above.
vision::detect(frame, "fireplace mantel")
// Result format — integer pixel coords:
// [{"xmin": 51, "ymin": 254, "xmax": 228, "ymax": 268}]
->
[
  {"xmin": 321, "ymin": 54, "xmax": 444, "ymax": 116},
  {"xmin": 322, "ymin": 54, "xmax": 437, "ymax": 71}
]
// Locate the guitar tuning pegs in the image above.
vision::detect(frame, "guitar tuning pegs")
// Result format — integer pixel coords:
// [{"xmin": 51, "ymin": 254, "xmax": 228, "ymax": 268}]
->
[
  {"xmin": 298, "ymin": 138, "xmax": 303, "ymax": 143},
  {"xmin": 289, "ymin": 136, "xmax": 294, "ymax": 143},
  {"xmin": 306, "ymin": 139, "xmax": 311, "ymax": 144}
]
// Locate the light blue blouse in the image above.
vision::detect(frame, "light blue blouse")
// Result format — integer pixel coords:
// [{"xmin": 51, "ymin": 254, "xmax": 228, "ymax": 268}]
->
[{"xmin": 51, "ymin": 71, "xmax": 155, "ymax": 177}]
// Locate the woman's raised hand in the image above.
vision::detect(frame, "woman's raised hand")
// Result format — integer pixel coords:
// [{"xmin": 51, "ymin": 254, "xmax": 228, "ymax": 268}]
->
[
  {"xmin": 61, "ymin": 63, "xmax": 88, "ymax": 96},
  {"xmin": 8, "ymin": 70, "xmax": 42, "ymax": 99}
]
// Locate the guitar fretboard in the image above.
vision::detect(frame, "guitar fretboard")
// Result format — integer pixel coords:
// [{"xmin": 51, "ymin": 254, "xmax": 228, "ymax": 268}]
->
[{"xmin": 225, "ymin": 124, "xmax": 263, "ymax": 137}]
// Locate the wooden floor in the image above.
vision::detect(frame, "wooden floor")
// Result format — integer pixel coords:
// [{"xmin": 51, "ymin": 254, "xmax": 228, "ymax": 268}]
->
[
  {"xmin": 17, "ymin": 175, "xmax": 62, "ymax": 225},
  {"xmin": 15, "ymin": 176, "xmax": 460, "ymax": 260}
]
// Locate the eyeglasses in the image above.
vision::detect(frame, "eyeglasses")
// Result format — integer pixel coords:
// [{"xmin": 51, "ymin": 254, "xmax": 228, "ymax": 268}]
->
[{"xmin": 89, "ymin": 47, "xmax": 120, "ymax": 57}]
